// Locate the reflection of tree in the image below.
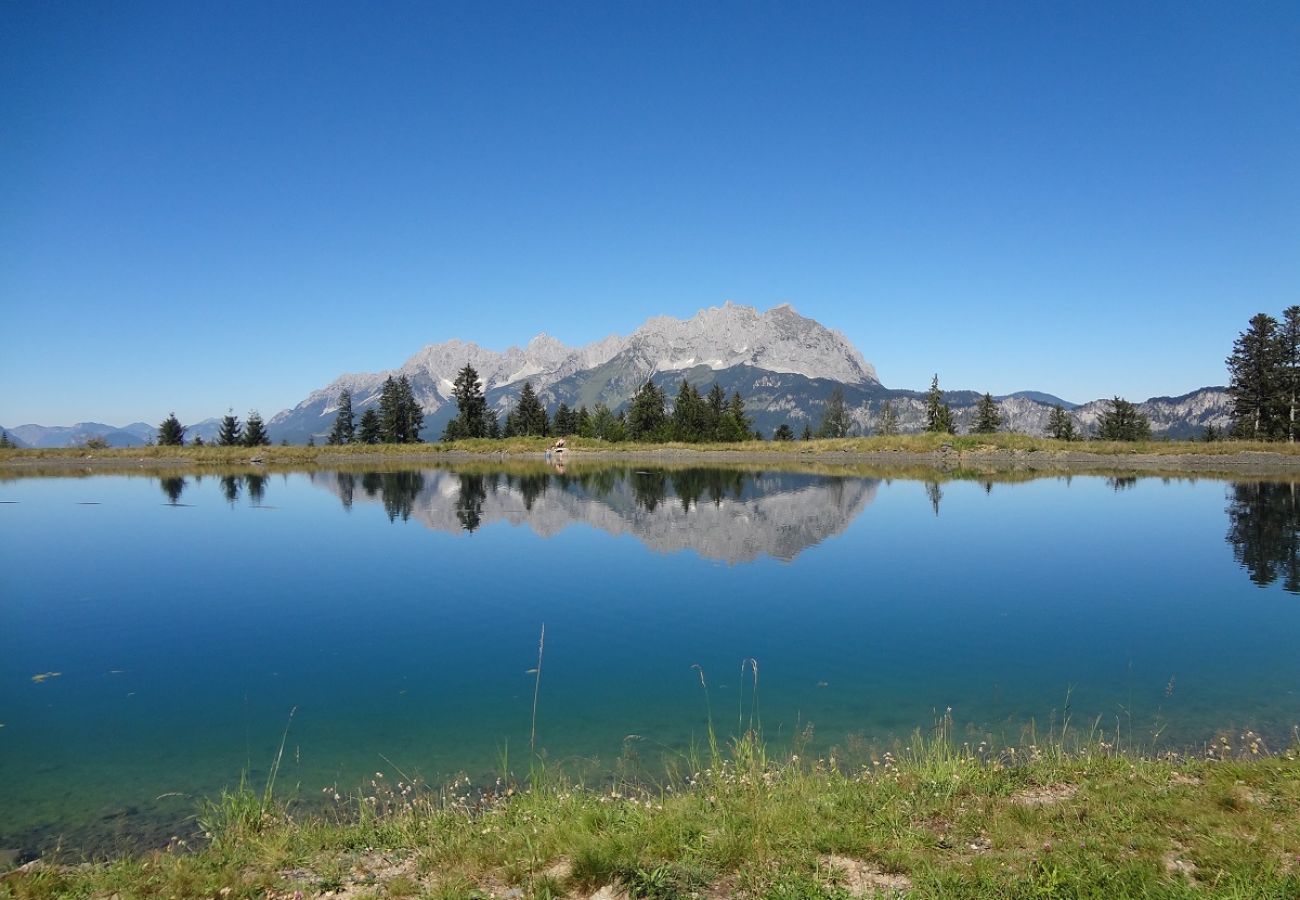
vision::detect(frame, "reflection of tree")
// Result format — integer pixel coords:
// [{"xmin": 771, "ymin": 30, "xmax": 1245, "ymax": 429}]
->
[
  {"xmin": 245, "ymin": 473, "xmax": 267, "ymax": 506},
  {"xmin": 220, "ymin": 475, "xmax": 241, "ymax": 504},
  {"xmin": 1106, "ymin": 476, "xmax": 1137, "ymax": 491},
  {"xmin": 508, "ymin": 473, "xmax": 549, "ymax": 511},
  {"xmin": 379, "ymin": 471, "xmax": 424, "ymax": 522},
  {"xmin": 457, "ymin": 473, "xmax": 488, "ymax": 532},
  {"xmin": 159, "ymin": 476, "xmax": 186, "ymax": 505},
  {"xmin": 336, "ymin": 472, "xmax": 355, "ymax": 510},
  {"xmin": 632, "ymin": 470, "xmax": 667, "ymax": 511},
  {"xmin": 669, "ymin": 469, "xmax": 748, "ymax": 511},
  {"xmin": 1225, "ymin": 481, "xmax": 1300, "ymax": 593},
  {"xmin": 925, "ymin": 481, "xmax": 942, "ymax": 516}
]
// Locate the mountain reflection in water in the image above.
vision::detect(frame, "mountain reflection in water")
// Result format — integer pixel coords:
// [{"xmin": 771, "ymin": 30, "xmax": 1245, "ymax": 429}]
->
[{"xmin": 310, "ymin": 466, "xmax": 878, "ymax": 563}]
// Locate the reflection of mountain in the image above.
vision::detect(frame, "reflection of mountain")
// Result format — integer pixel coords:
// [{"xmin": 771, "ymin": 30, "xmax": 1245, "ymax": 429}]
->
[
  {"xmin": 1225, "ymin": 481, "xmax": 1300, "ymax": 594},
  {"xmin": 311, "ymin": 468, "xmax": 878, "ymax": 563}
]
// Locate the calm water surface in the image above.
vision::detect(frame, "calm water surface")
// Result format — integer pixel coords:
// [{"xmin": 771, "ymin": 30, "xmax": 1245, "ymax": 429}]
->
[{"xmin": 1, "ymin": 465, "xmax": 1298, "ymax": 856}]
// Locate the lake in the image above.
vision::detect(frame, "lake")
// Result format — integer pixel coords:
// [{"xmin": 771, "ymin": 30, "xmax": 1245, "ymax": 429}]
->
[{"xmin": 2, "ymin": 463, "xmax": 1298, "ymax": 857}]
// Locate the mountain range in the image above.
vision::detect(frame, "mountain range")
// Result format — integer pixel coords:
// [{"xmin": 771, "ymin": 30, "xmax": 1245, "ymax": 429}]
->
[{"xmin": 4, "ymin": 303, "xmax": 1232, "ymax": 446}]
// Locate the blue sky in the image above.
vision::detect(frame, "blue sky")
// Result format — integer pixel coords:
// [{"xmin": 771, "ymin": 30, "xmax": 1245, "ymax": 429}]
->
[{"xmin": 2, "ymin": 1, "xmax": 1297, "ymax": 426}]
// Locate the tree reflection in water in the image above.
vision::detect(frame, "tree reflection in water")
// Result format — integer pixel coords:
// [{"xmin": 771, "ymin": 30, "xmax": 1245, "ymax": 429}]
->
[{"xmin": 1225, "ymin": 481, "xmax": 1300, "ymax": 594}]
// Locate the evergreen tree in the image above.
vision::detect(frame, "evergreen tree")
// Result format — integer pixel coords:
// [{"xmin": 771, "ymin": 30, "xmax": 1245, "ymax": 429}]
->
[
  {"xmin": 242, "ymin": 410, "xmax": 270, "ymax": 446},
  {"xmin": 1227, "ymin": 313, "xmax": 1284, "ymax": 440},
  {"xmin": 327, "ymin": 389, "xmax": 355, "ymax": 445},
  {"xmin": 379, "ymin": 375, "xmax": 424, "ymax": 443},
  {"xmin": 358, "ymin": 408, "xmax": 381, "ymax": 444},
  {"xmin": 1047, "ymin": 405, "xmax": 1077, "ymax": 441},
  {"xmin": 801, "ymin": 423, "xmax": 814, "ymax": 440},
  {"xmin": 1096, "ymin": 396, "xmax": 1151, "ymax": 441},
  {"xmin": 510, "ymin": 382, "xmax": 549, "ymax": 436},
  {"xmin": 728, "ymin": 391, "xmax": 752, "ymax": 435},
  {"xmin": 1203, "ymin": 424, "xmax": 1221, "ymax": 442},
  {"xmin": 925, "ymin": 375, "xmax": 955, "ymax": 434},
  {"xmin": 553, "ymin": 403, "xmax": 578, "ymax": 436},
  {"xmin": 445, "ymin": 364, "xmax": 487, "ymax": 440},
  {"xmin": 485, "ymin": 408, "xmax": 501, "ymax": 439},
  {"xmin": 576, "ymin": 405, "xmax": 591, "ymax": 438},
  {"xmin": 705, "ymin": 383, "xmax": 727, "ymax": 438},
  {"xmin": 1280, "ymin": 306, "xmax": 1300, "ymax": 442},
  {"xmin": 876, "ymin": 399, "xmax": 899, "ymax": 436},
  {"xmin": 158, "ymin": 412, "xmax": 186, "ymax": 446},
  {"xmin": 817, "ymin": 386, "xmax": 852, "ymax": 438},
  {"xmin": 589, "ymin": 403, "xmax": 624, "ymax": 441},
  {"xmin": 0, "ymin": 429, "xmax": 13, "ymax": 449},
  {"xmin": 216, "ymin": 410, "xmax": 242, "ymax": 447},
  {"xmin": 192, "ymin": 434, "xmax": 204, "ymax": 447},
  {"xmin": 972, "ymin": 393, "xmax": 1003, "ymax": 434},
  {"xmin": 627, "ymin": 381, "xmax": 667, "ymax": 441},
  {"xmin": 774, "ymin": 423, "xmax": 795, "ymax": 441},
  {"xmin": 671, "ymin": 380, "xmax": 708, "ymax": 442}
]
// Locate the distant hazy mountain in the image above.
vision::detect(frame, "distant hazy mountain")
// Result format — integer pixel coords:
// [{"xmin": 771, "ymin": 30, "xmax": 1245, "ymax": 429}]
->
[{"xmin": 3, "ymin": 421, "xmax": 156, "ymax": 449}]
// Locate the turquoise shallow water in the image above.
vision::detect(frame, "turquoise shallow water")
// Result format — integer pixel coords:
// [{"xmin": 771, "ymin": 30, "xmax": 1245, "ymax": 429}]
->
[{"xmin": 1, "ymin": 466, "xmax": 1298, "ymax": 856}]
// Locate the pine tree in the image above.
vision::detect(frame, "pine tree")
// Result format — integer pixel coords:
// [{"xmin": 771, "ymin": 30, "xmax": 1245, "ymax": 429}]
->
[
  {"xmin": 671, "ymin": 380, "xmax": 707, "ymax": 442},
  {"xmin": 445, "ymin": 364, "xmax": 486, "ymax": 440},
  {"xmin": 327, "ymin": 389, "xmax": 355, "ymax": 445},
  {"xmin": 705, "ymin": 383, "xmax": 727, "ymax": 439},
  {"xmin": 818, "ymin": 386, "xmax": 852, "ymax": 438},
  {"xmin": 519, "ymin": 383, "xmax": 550, "ymax": 436},
  {"xmin": 576, "ymin": 405, "xmax": 591, "ymax": 438},
  {"xmin": 158, "ymin": 413, "xmax": 186, "ymax": 446},
  {"xmin": 1047, "ymin": 405, "xmax": 1077, "ymax": 441},
  {"xmin": 399, "ymin": 375, "xmax": 424, "ymax": 442},
  {"xmin": 925, "ymin": 375, "xmax": 955, "ymax": 434},
  {"xmin": 1096, "ymin": 396, "xmax": 1151, "ymax": 441},
  {"xmin": 358, "ymin": 408, "xmax": 381, "ymax": 444},
  {"xmin": 877, "ymin": 399, "xmax": 899, "ymax": 436},
  {"xmin": 216, "ymin": 410, "xmax": 242, "ymax": 447},
  {"xmin": 553, "ymin": 403, "xmax": 577, "ymax": 436},
  {"xmin": 972, "ymin": 393, "xmax": 1002, "ymax": 434},
  {"xmin": 728, "ymin": 391, "xmax": 752, "ymax": 436},
  {"xmin": 242, "ymin": 410, "xmax": 270, "ymax": 446},
  {"xmin": 801, "ymin": 423, "xmax": 813, "ymax": 441},
  {"xmin": 0, "ymin": 429, "xmax": 15, "ymax": 449},
  {"xmin": 774, "ymin": 423, "xmax": 795, "ymax": 441},
  {"xmin": 627, "ymin": 381, "xmax": 667, "ymax": 441},
  {"xmin": 1280, "ymin": 306, "xmax": 1300, "ymax": 442},
  {"xmin": 1227, "ymin": 313, "xmax": 1283, "ymax": 440},
  {"xmin": 192, "ymin": 434, "xmax": 204, "ymax": 447}
]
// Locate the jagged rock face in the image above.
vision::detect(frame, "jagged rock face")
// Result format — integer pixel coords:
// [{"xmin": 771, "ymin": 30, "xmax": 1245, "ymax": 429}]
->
[
  {"xmin": 311, "ymin": 468, "xmax": 879, "ymax": 563},
  {"xmin": 268, "ymin": 303, "xmax": 879, "ymax": 441}
]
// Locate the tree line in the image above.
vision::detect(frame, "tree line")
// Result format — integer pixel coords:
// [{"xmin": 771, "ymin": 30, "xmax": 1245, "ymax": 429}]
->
[{"xmin": 155, "ymin": 409, "xmax": 270, "ymax": 447}]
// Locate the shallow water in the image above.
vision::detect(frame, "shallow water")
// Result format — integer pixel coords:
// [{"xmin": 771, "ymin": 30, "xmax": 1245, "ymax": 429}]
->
[{"xmin": 1, "ymin": 465, "xmax": 1298, "ymax": 856}]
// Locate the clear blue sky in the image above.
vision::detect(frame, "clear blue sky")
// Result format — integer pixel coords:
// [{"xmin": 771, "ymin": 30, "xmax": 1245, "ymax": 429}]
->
[{"xmin": 3, "ymin": 1, "xmax": 1297, "ymax": 426}]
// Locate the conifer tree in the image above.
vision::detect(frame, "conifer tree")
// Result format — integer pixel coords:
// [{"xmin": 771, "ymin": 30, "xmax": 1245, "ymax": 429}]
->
[
  {"xmin": 0, "ymin": 429, "xmax": 16, "ymax": 449},
  {"xmin": 158, "ymin": 413, "xmax": 186, "ymax": 446},
  {"xmin": 328, "ymin": 389, "xmax": 355, "ymax": 445},
  {"xmin": 445, "ymin": 364, "xmax": 486, "ymax": 440},
  {"xmin": 1096, "ymin": 396, "xmax": 1151, "ymax": 441},
  {"xmin": 877, "ymin": 399, "xmax": 899, "ymax": 436},
  {"xmin": 1227, "ymin": 313, "xmax": 1283, "ymax": 440},
  {"xmin": 216, "ymin": 410, "xmax": 242, "ymax": 447},
  {"xmin": 576, "ymin": 405, "xmax": 591, "ymax": 438},
  {"xmin": 1280, "ymin": 306, "xmax": 1300, "ymax": 442},
  {"xmin": 627, "ymin": 381, "xmax": 667, "ymax": 441},
  {"xmin": 553, "ymin": 403, "xmax": 577, "ymax": 436},
  {"xmin": 774, "ymin": 423, "xmax": 795, "ymax": 441},
  {"xmin": 1047, "ymin": 405, "xmax": 1077, "ymax": 441},
  {"xmin": 358, "ymin": 408, "xmax": 381, "ymax": 444},
  {"xmin": 924, "ymin": 375, "xmax": 955, "ymax": 434},
  {"xmin": 511, "ymin": 382, "xmax": 549, "ymax": 436},
  {"xmin": 705, "ymin": 383, "xmax": 727, "ymax": 438},
  {"xmin": 671, "ymin": 380, "xmax": 707, "ymax": 442},
  {"xmin": 972, "ymin": 393, "xmax": 1003, "ymax": 434},
  {"xmin": 242, "ymin": 410, "xmax": 270, "ymax": 446},
  {"xmin": 801, "ymin": 423, "xmax": 813, "ymax": 441}
]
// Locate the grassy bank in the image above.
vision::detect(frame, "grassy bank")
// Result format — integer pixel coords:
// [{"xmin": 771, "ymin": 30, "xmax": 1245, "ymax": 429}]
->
[{"xmin": 4, "ymin": 729, "xmax": 1298, "ymax": 899}]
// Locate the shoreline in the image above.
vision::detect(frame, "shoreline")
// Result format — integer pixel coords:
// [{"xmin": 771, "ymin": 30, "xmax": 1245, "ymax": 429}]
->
[{"xmin": 5, "ymin": 444, "xmax": 1300, "ymax": 476}]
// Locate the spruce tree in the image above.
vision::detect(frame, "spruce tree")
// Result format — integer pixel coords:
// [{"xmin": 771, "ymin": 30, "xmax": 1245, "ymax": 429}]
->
[
  {"xmin": 242, "ymin": 410, "xmax": 270, "ymax": 446},
  {"xmin": 157, "ymin": 413, "xmax": 186, "ymax": 446},
  {"xmin": 705, "ymin": 383, "xmax": 727, "ymax": 438},
  {"xmin": 671, "ymin": 380, "xmax": 707, "ymax": 442},
  {"xmin": 1047, "ymin": 405, "xmax": 1077, "ymax": 441},
  {"xmin": 774, "ymin": 423, "xmax": 795, "ymax": 441},
  {"xmin": 0, "ymin": 429, "xmax": 15, "ymax": 449},
  {"xmin": 924, "ymin": 375, "xmax": 955, "ymax": 434},
  {"xmin": 447, "ymin": 364, "xmax": 486, "ymax": 440},
  {"xmin": 1227, "ymin": 313, "xmax": 1283, "ymax": 440},
  {"xmin": 513, "ymin": 382, "xmax": 549, "ymax": 436},
  {"xmin": 877, "ymin": 399, "xmax": 899, "ymax": 436},
  {"xmin": 972, "ymin": 393, "xmax": 1002, "ymax": 434},
  {"xmin": 1096, "ymin": 396, "xmax": 1151, "ymax": 441},
  {"xmin": 627, "ymin": 381, "xmax": 667, "ymax": 441},
  {"xmin": 553, "ymin": 403, "xmax": 577, "ymax": 436},
  {"xmin": 398, "ymin": 375, "xmax": 423, "ymax": 442},
  {"xmin": 358, "ymin": 408, "xmax": 381, "ymax": 444},
  {"xmin": 328, "ymin": 389, "xmax": 355, "ymax": 445},
  {"xmin": 1280, "ymin": 306, "xmax": 1300, "ymax": 442},
  {"xmin": 216, "ymin": 410, "xmax": 242, "ymax": 447},
  {"xmin": 801, "ymin": 423, "xmax": 813, "ymax": 441}
]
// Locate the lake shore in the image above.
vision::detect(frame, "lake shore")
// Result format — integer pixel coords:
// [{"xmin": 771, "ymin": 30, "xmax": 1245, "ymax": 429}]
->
[
  {"xmin": 3, "ymin": 734, "xmax": 1297, "ymax": 898},
  {"xmin": 5, "ymin": 435, "xmax": 1300, "ymax": 476}
]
